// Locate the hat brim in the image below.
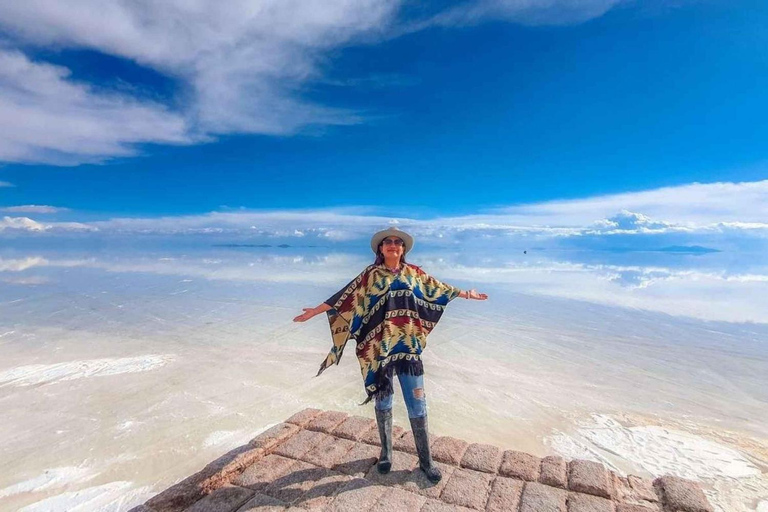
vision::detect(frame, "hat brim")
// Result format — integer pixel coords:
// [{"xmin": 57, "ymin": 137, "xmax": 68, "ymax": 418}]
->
[{"xmin": 370, "ymin": 228, "xmax": 414, "ymax": 255}]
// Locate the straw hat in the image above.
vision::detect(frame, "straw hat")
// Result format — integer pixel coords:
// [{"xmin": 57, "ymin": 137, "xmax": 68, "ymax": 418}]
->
[{"xmin": 370, "ymin": 227, "xmax": 414, "ymax": 255}]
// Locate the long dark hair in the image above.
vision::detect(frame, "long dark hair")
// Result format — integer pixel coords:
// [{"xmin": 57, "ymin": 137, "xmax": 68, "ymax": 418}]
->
[{"xmin": 374, "ymin": 241, "xmax": 408, "ymax": 266}]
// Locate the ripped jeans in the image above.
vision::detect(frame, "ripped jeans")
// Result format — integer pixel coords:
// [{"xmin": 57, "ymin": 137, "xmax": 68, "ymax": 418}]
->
[{"xmin": 374, "ymin": 371, "xmax": 427, "ymax": 418}]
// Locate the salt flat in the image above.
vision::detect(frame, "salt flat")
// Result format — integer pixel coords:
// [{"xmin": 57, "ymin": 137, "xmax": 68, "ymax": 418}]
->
[{"xmin": 0, "ymin": 245, "xmax": 766, "ymax": 511}]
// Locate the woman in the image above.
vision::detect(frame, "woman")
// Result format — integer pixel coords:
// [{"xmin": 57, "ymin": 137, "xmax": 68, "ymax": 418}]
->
[{"xmin": 293, "ymin": 227, "xmax": 488, "ymax": 483}]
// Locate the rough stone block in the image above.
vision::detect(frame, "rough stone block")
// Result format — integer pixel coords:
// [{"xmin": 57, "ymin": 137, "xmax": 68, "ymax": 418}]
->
[
  {"xmin": 291, "ymin": 468, "xmax": 352, "ymax": 510},
  {"xmin": 250, "ymin": 423, "xmax": 301, "ymax": 451},
  {"xmin": 272, "ymin": 430, "xmax": 327, "ymax": 460},
  {"xmin": 420, "ymin": 499, "xmax": 475, "ymax": 511},
  {"xmin": 615, "ymin": 504, "xmax": 662, "ymax": 512},
  {"xmin": 326, "ymin": 478, "xmax": 386, "ymax": 512},
  {"xmin": 628, "ymin": 476, "xmax": 659, "ymax": 503},
  {"xmin": 332, "ymin": 415, "xmax": 376, "ymax": 441},
  {"xmin": 262, "ymin": 460, "xmax": 322, "ymax": 504},
  {"xmin": 568, "ymin": 492, "xmax": 615, "ymax": 512},
  {"xmin": 432, "ymin": 436, "xmax": 469, "ymax": 466},
  {"xmin": 300, "ymin": 435, "xmax": 356, "ymax": 469},
  {"xmin": 540, "ymin": 455, "xmax": 568, "ymax": 488},
  {"xmin": 499, "ymin": 450, "xmax": 540, "ymax": 481},
  {"xmin": 568, "ymin": 460, "xmax": 613, "ymax": 499},
  {"xmin": 440, "ymin": 467, "xmax": 494, "ymax": 510},
  {"xmin": 398, "ymin": 461, "xmax": 454, "ymax": 499},
  {"xmin": 486, "ymin": 476, "xmax": 524, "ymax": 512},
  {"xmin": 236, "ymin": 492, "xmax": 287, "ymax": 511},
  {"xmin": 459, "ymin": 443, "xmax": 501, "ymax": 474},
  {"xmin": 146, "ymin": 466, "xmax": 219, "ymax": 511},
  {"xmin": 286, "ymin": 409, "xmax": 323, "ymax": 428},
  {"xmin": 364, "ymin": 450, "xmax": 418, "ymax": 486},
  {"xmin": 331, "ymin": 442, "xmax": 379, "ymax": 477},
  {"xmin": 233, "ymin": 454, "xmax": 298, "ymax": 491},
  {"xmin": 185, "ymin": 486, "xmax": 254, "ymax": 512},
  {"xmin": 127, "ymin": 506, "xmax": 154, "ymax": 512},
  {"xmin": 370, "ymin": 486, "xmax": 426, "ymax": 512},
  {"xmin": 305, "ymin": 411, "xmax": 348, "ymax": 434},
  {"xmin": 654, "ymin": 476, "xmax": 713, "ymax": 512},
  {"xmin": 361, "ymin": 423, "xmax": 405, "ymax": 446},
  {"xmin": 520, "ymin": 482, "xmax": 568, "ymax": 512}
]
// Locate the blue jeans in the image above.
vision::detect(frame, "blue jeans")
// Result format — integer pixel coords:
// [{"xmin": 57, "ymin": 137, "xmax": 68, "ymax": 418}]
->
[{"xmin": 374, "ymin": 372, "xmax": 427, "ymax": 418}]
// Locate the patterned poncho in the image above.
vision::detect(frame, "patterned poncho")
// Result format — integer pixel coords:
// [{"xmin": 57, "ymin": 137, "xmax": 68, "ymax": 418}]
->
[{"xmin": 317, "ymin": 263, "xmax": 462, "ymax": 404}]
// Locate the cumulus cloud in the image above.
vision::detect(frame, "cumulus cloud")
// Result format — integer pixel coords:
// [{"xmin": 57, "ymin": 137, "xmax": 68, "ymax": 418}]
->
[
  {"xmin": 0, "ymin": 205, "xmax": 70, "ymax": 213},
  {"xmin": 0, "ymin": 216, "xmax": 95, "ymax": 233}
]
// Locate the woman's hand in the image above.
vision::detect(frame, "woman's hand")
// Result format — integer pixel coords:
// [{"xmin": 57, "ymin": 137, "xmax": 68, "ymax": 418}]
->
[
  {"xmin": 293, "ymin": 307, "xmax": 318, "ymax": 322},
  {"xmin": 463, "ymin": 289, "xmax": 488, "ymax": 300},
  {"xmin": 293, "ymin": 303, "xmax": 332, "ymax": 322}
]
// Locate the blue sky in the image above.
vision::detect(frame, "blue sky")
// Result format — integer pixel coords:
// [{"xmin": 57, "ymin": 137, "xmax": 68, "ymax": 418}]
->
[{"xmin": 0, "ymin": 0, "xmax": 767, "ymax": 244}]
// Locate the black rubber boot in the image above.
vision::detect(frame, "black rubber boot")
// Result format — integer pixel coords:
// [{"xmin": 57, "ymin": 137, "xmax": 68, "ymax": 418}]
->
[
  {"xmin": 409, "ymin": 415, "xmax": 442, "ymax": 484},
  {"xmin": 375, "ymin": 408, "xmax": 393, "ymax": 474}
]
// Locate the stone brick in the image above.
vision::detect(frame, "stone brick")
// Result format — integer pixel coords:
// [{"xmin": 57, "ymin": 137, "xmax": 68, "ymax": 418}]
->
[
  {"xmin": 615, "ymin": 504, "xmax": 662, "ymax": 512},
  {"xmin": 236, "ymin": 492, "xmax": 287, "ymax": 511},
  {"xmin": 654, "ymin": 476, "xmax": 713, "ymax": 512},
  {"xmin": 233, "ymin": 454, "xmax": 298, "ymax": 491},
  {"xmin": 364, "ymin": 450, "xmax": 419, "ymax": 486},
  {"xmin": 540, "ymin": 455, "xmax": 568, "ymax": 488},
  {"xmin": 291, "ymin": 468, "xmax": 352, "ymax": 510},
  {"xmin": 326, "ymin": 478, "xmax": 387, "ymax": 512},
  {"xmin": 272, "ymin": 430, "xmax": 327, "ymax": 460},
  {"xmin": 431, "ymin": 436, "xmax": 469, "ymax": 466},
  {"xmin": 459, "ymin": 443, "xmax": 501, "ymax": 474},
  {"xmin": 361, "ymin": 423, "xmax": 405, "ymax": 446},
  {"xmin": 611, "ymin": 474, "xmax": 632, "ymax": 502},
  {"xmin": 440, "ymin": 468, "xmax": 494, "ymax": 510},
  {"xmin": 420, "ymin": 499, "xmax": 475, "ymax": 511},
  {"xmin": 628, "ymin": 476, "xmax": 658, "ymax": 503},
  {"xmin": 250, "ymin": 423, "xmax": 301, "ymax": 451},
  {"xmin": 262, "ymin": 460, "xmax": 322, "ymax": 504},
  {"xmin": 398, "ymin": 461, "xmax": 455, "ymax": 500},
  {"xmin": 286, "ymin": 409, "xmax": 323, "ymax": 428},
  {"xmin": 486, "ymin": 476, "xmax": 524, "ymax": 512},
  {"xmin": 305, "ymin": 411, "xmax": 348, "ymax": 434},
  {"xmin": 300, "ymin": 435, "xmax": 356, "ymax": 469},
  {"xmin": 332, "ymin": 415, "xmax": 376, "ymax": 441},
  {"xmin": 568, "ymin": 492, "xmax": 615, "ymax": 512},
  {"xmin": 370, "ymin": 486, "xmax": 426, "ymax": 512},
  {"xmin": 499, "ymin": 450, "xmax": 540, "ymax": 481},
  {"xmin": 520, "ymin": 482, "xmax": 568, "ymax": 512},
  {"xmin": 332, "ymin": 442, "xmax": 379, "ymax": 477},
  {"xmin": 146, "ymin": 466, "xmax": 218, "ymax": 511},
  {"xmin": 185, "ymin": 486, "xmax": 254, "ymax": 512},
  {"xmin": 568, "ymin": 460, "xmax": 613, "ymax": 499}
]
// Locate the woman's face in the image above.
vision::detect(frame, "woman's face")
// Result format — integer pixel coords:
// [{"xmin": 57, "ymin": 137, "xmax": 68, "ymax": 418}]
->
[{"xmin": 380, "ymin": 236, "xmax": 405, "ymax": 260}]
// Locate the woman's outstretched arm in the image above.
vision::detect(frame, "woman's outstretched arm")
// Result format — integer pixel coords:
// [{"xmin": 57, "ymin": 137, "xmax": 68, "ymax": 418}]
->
[
  {"xmin": 293, "ymin": 302, "xmax": 332, "ymax": 322},
  {"xmin": 457, "ymin": 289, "xmax": 488, "ymax": 300}
]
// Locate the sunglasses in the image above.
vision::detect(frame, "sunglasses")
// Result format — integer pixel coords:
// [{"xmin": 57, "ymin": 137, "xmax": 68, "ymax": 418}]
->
[{"xmin": 382, "ymin": 238, "xmax": 404, "ymax": 247}]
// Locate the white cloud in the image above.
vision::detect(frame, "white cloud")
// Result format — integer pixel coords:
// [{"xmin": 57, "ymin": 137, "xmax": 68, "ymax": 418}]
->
[
  {"xmin": 487, "ymin": 179, "xmax": 768, "ymax": 227},
  {"xmin": 2, "ymin": 179, "xmax": 767, "ymax": 243},
  {"xmin": 413, "ymin": 0, "xmax": 626, "ymax": 28},
  {"xmin": 0, "ymin": 50, "xmax": 190, "ymax": 164},
  {"xmin": 0, "ymin": 0, "xmax": 644, "ymax": 165},
  {"xmin": 0, "ymin": 205, "xmax": 70, "ymax": 214},
  {"xmin": 0, "ymin": 181, "xmax": 15, "ymax": 187},
  {"xmin": 0, "ymin": 215, "xmax": 95, "ymax": 233},
  {"xmin": 0, "ymin": 0, "xmax": 400, "ymax": 164}
]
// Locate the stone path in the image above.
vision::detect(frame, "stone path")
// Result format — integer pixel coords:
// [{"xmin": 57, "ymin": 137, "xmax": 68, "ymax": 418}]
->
[{"xmin": 130, "ymin": 408, "xmax": 713, "ymax": 512}]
